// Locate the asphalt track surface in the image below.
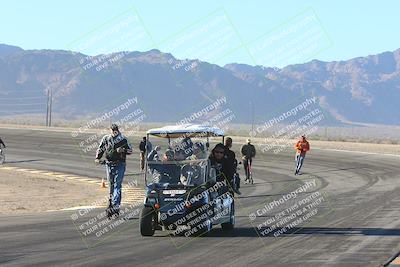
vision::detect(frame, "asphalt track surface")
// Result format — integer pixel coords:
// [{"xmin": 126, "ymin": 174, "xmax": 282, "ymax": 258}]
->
[{"xmin": 0, "ymin": 128, "xmax": 399, "ymax": 267}]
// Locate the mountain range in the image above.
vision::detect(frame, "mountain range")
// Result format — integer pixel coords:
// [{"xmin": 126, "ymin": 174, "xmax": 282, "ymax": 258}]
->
[{"xmin": 0, "ymin": 43, "xmax": 399, "ymax": 125}]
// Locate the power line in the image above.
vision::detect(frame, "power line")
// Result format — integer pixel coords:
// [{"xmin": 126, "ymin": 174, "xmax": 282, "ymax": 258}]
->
[
  {"xmin": 0, "ymin": 90, "xmax": 45, "ymax": 94},
  {"xmin": 0, "ymin": 96, "xmax": 47, "ymax": 100},
  {"xmin": 0, "ymin": 103, "xmax": 47, "ymax": 106},
  {"xmin": 0, "ymin": 109, "xmax": 45, "ymax": 113}
]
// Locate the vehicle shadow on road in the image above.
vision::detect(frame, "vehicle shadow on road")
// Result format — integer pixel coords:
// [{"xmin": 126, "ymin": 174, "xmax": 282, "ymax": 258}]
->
[{"xmin": 204, "ymin": 227, "xmax": 400, "ymax": 238}]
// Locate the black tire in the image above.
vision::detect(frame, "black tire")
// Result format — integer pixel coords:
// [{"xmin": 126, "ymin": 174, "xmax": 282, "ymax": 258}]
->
[
  {"xmin": 221, "ymin": 221, "xmax": 234, "ymax": 231},
  {"xmin": 140, "ymin": 206, "xmax": 156, "ymax": 236},
  {"xmin": 221, "ymin": 201, "xmax": 235, "ymax": 231}
]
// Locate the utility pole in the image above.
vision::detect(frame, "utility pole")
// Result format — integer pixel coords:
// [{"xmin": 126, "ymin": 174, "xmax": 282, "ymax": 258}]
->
[
  {"xmin": 49, "ymin": 89, "xmax": 53, "ymax": 127},
  {"xmin": 250, "ymin": 101, "xmax": 255, "ymax": 136},
  {"xmin": 46, "ymin": 90, "xmax": 49, "ymax": 126}
]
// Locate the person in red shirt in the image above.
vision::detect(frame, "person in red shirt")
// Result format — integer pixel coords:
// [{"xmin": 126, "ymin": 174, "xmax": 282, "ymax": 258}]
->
[{"xmin": 294, "ymin": 135, "xmax": 310, "ymax": 175}]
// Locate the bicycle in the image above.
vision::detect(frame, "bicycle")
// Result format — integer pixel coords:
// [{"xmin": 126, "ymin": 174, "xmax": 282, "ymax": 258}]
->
[
  {"xmin": 232, "ymin": 162, "xmax": 242, "ymax": 195},
  {"xmin": 244, "ymin": 157, "xmax": 253, "ymax": 185}
]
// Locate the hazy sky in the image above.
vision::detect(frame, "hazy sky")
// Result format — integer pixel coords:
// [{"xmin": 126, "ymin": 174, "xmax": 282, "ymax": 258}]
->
[{"xmin": 1, "ymin": 0, "xmax": 399, "ymax": 67}]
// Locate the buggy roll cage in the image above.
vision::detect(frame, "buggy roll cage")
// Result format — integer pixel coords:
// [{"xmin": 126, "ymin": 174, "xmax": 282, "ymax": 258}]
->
[{"xmin": 144, "ymin": 124, "xmax": 225, "ymax": 185}]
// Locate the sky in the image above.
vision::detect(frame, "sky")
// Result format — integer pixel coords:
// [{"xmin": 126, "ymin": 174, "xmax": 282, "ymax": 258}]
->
[{"xmin": 1, "ymin": 0, "xmax": 399, "ymax": 67}]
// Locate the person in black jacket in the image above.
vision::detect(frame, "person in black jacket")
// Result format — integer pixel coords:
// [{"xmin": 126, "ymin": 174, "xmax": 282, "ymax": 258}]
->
[
  {"xmin": 241, "ymin": 138, "xmax": 256, "ymax": 183},
  {"xmin": 0, "ymin": 137, "xmax": 6, "ymax": 149},
  {"xmin": 224, "ymin": 137, "xmax": 241, "ymax": 195},
  {"xmin": 208, "ymin": 143, "xmax": 226, "ymax": 180},
  {"xmin": 209, "ymin": 143, "xmax": 237, "ymax": 196},
  {"xmin": 139, "ymin": 136, "xmax": 152, "ymax": 171},
  {"xmin": 95, "ymin": 124, "xmax": 132, "ymax": 217},
  {"xmin": 0, "ymin": 137, "xmax": 6, "ymax": 162}
]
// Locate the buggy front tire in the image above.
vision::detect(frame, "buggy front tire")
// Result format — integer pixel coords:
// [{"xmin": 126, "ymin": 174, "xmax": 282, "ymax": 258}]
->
[
  {"xmin": 221, "ymin": 202, "xmax": 235, "ymax": 231},
  {"xmin": 221, "ymin": 221, "xmax": 234, "ymax": 231},
  {"xmin": 140, "ymin": 206, "xmax": 156, "ymax": 236}
]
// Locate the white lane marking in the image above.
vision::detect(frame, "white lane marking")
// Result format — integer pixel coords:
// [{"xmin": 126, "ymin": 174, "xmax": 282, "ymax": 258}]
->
[
  {"xmin": 60, "ymin": 205, "xmax": 105, "ymax": 211},
  {"xmin": 313, "ymin": 147, "xmax": 400, "ymax": 157}
]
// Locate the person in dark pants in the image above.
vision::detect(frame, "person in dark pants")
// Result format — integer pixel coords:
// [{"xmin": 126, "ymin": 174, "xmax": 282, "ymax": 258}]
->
[
  {"xmin": 95, "ymin": 124, "xmax": 132, "ymax": 217},
  {"xmin": 139, "ymin": 136, "xmax": 152, "ymax": 171},
  {"xmin": 241, "ymin": 138, "xmax": 256, "ymax": 183},
  {"xmin": 294, "ymin": 135, "xmax": 310, "ymax": 175},
  {"xmin": 0, "ymin": 137, "xmax": 6, "ymax": 163},
  {"xmin": 224, "ymin": 137, "xmax": 241, "ymax": 195},
  {"xmin": 0, "ymin": 137, "xmax": 5, "ymax": 148}
]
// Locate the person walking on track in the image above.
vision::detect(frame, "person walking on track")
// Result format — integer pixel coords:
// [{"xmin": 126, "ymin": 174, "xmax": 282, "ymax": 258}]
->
[
  {"xmin": 95, "ymin": 124, "xmax": 132, "ymax": 217},
  {"xmin": 241, "ymin": 138, "xmax": 256, "ymax": 184},
  {"xmin": 139, "ymin": 136, "xmax": 152, "ymax": 171},
  {"xmin": 224, "ymin": 137, "xmax": 241, "ymax": 195},
  {"xmin": 294, "ymin": 135, "xmax": 310, "ymax": 175}
]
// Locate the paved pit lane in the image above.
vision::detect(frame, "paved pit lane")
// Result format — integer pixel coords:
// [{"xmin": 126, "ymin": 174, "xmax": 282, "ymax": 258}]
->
[{"xmin": 0, "ymin": 127, "xmax": 399, "ymax": 267}]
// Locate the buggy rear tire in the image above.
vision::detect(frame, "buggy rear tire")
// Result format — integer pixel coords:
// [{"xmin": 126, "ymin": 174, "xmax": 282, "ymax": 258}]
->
[
  {"xmin": 140, "ymin": 206, "xmax": 156, "ymax": 236},
  {"xmin": 221, "ymin": 222, "xmax": 234, "ymax": 231},
  {"xmin": 221, "ymin": 201, "xmax": 235, "ymax": 231}
]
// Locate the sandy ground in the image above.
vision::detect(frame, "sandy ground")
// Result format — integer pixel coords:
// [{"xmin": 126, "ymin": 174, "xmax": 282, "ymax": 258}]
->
[{"xmin": 0, "ymin": 168, "xmax": 106, "ymax": 214}]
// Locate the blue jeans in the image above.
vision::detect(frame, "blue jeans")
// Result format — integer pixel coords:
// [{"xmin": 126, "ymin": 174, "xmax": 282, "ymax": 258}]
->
[
  {"xmin": 106, "ymin": 162, "xmax": 126, "ymax": 208},
  {"xmin": 295, "ymin": 153, "xmax": 305, "ymax": 173}
]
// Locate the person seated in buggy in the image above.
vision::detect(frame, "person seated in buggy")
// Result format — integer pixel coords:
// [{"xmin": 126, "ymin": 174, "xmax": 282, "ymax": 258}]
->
[
  {"xmin": 147, "ymin": 146, "xmax": 161, "ymax": 174},
  {"xmin": 190, "ymin": 142, "xmax": 207, "ymax": 160},
  {"xmin": 156, "ymin": 148, "xmax": 181, "ymax": 184},
  {"xmin": 180, "ymin": 136, "xmax": 194, "ymax": 158}
]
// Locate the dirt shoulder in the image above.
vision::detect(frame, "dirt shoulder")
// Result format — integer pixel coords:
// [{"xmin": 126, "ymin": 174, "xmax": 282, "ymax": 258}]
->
[{"xmin": 0, "ymin": 168, "xmax": 106, "ymax": 214}]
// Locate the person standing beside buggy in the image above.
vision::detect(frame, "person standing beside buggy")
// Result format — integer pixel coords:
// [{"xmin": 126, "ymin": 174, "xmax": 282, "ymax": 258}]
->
[
  {"xmin": 241, "ymin": 138, "xmax": 256, "ymax": 183},
  {"xmin": 95, "ymin": 124, "xmax": 132, "ymax": 217},
  {"xmin": 139, "ymin": 136, "xmax": 152, "ymax": 171},
  {"xmin": 209, "ymin": 143, "xmax": 237, "ymax": 196},
  {"xmin": 224, "ymin": 137, "xmax": 241, "ymax": 195}
]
